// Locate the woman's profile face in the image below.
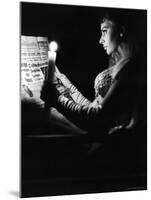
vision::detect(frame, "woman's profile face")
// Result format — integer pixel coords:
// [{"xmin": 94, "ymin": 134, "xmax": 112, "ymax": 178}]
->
[{"xmin": 99, "ymin": 19, "xmax": 119, "ymax": 55}]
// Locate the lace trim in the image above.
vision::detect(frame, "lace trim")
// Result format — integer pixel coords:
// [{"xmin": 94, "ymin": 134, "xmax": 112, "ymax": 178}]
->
[{"xmin": 94, "ymin": 66, "xmax": 115, "ymax": 98}]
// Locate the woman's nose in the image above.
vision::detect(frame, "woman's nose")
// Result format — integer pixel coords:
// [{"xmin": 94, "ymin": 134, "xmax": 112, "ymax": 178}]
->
[{"xmin": 99, "ymin": 35, "xmax": 104, "ymax": 45}]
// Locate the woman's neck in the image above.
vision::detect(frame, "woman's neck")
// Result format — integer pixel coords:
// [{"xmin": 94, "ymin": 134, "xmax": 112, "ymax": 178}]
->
[
  {"xmin": 111, "ymin": 42, "xmax": 132, "ymax": 78},
  {"xmin": 112, "ymin": 42, "xmax": 132, "ymax": 62}
]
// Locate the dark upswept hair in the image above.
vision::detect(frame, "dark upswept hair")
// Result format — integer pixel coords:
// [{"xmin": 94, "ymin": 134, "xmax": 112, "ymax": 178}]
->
[
  {"xmin": 101, "ymin": 9, "xmax": 136, "ymax": 44},
  {"xmin": 100, "ymin": 8, "xmax": 146, "ymax": 64}
]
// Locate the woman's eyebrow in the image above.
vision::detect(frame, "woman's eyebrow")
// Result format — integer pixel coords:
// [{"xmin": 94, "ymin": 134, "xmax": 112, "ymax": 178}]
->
[{"xmin": 101, "ymin": 26, "xmax": 109, "ymax": 31}]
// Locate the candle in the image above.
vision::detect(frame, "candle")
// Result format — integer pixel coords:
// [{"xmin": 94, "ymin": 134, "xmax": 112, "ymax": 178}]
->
[{"xmin": 47, "ymin": 41, "xmax": 58, "ymax": 83}]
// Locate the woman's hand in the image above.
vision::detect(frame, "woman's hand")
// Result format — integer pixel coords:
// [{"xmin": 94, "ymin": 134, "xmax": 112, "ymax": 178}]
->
[
  {"xmin": 56, "ymin": 83, "xmax": 70, "ymax": 96},
  {"xmin": 87, "ymin": 99, "xmax": 102, "ymax": 114},
  {"xmin": 54, "ymin": 66, "xmax": 72, "ymax": 89}
]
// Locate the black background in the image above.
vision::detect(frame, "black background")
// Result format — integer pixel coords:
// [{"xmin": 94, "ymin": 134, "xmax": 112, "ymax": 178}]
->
[
  {"xmin": 21, "ymin": 2, "xmax": 147, "ymax": 198},
  {"xmin": 21, "ymin": 2, "xmax": 146, "ymax": 100}
]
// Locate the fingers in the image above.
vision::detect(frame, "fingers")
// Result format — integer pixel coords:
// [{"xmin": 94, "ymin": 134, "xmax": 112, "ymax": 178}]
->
[{"xmin": 22, "ymin": 85, "xmax": 33, "ymax": 97}]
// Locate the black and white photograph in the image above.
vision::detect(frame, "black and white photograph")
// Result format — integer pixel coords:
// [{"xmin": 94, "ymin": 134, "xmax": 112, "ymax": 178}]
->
[{"xmin": 20, "ymin": 1, "xmax": 147, "ymax": 198}]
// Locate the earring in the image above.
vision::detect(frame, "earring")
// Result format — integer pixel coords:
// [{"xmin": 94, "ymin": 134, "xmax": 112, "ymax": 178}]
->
[{"xmin": 120, "ymin": 33, "xmax": 123, "ymax": 37}]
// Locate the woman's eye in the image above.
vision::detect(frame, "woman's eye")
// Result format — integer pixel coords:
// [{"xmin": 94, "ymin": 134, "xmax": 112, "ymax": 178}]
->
[
  {"xmin": 101, "ymin": 29, "xmax": 107, "ymax": 37},
  {"xmin": 102, "ymin": 29, "xmax": 107, "ymax": 34}
]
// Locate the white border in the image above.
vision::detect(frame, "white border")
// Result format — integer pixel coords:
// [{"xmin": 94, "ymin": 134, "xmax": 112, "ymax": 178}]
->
[{"xmin": 0, "ymin": 0, "xmax": 150, "ymax": 199}]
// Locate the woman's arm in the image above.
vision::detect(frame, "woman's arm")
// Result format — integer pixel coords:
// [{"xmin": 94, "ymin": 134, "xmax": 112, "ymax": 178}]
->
[
  {"xmin": 54, "ymin": 66, "xmax": 91, "ymax": 106},
  {"xmin": 55, "ymin": 76, "xmax": 129, "ymax": 134},
  {"xmin": 42, "ymin": 61, "xmax": 136, "ymax": 134}
]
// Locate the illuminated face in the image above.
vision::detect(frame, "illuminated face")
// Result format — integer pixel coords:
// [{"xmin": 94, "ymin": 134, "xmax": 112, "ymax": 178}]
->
[{"xmin": 99, "ymin": 19, "xmax": 118, "ymax": 55}]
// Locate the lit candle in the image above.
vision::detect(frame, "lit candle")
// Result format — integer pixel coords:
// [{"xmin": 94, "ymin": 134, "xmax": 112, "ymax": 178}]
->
[{"xmin": 47, "ymin": 41, "xmax": 58, "ymax": 83}]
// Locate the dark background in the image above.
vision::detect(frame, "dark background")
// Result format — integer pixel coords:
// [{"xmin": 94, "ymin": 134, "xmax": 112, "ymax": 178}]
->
[
  {"xmin": 21, "ymin": 2, "xmax": 147, "ymax": 198},
  {"xmin": 21, "ymin": 2, "xmax": 147, "ymax": 100}
]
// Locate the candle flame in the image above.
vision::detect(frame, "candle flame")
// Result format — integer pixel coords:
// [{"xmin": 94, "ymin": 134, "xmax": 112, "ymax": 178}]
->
[{"xmin": 49, "ymin": 41, "xmax": 58, "ymax": 52}]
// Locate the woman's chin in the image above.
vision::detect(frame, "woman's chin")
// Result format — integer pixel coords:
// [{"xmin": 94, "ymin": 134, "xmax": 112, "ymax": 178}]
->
[
  {"xmin": 105, "ymin": 48, "xmax": 112, "ymax": 55},
  {"xmin": 106, "ymin": 50, "xmax": 111, "ymax": 55}
]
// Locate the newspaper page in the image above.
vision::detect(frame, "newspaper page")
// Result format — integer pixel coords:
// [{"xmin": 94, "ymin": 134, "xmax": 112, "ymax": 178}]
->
[{"xmin": 21, "ymin": 36, "xmax": 48, "ymax": 99}]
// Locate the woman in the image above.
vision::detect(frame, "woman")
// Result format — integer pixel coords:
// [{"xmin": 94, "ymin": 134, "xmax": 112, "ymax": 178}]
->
[{"xmin": 41, "ymin": 11, "xmax": 143, "ymax": 138}]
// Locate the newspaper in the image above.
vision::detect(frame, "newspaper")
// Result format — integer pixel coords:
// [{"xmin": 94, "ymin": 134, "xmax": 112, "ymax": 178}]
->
[{"xmin": 21, "ymin": 36, "xmax": 48, "ymax": 99}]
